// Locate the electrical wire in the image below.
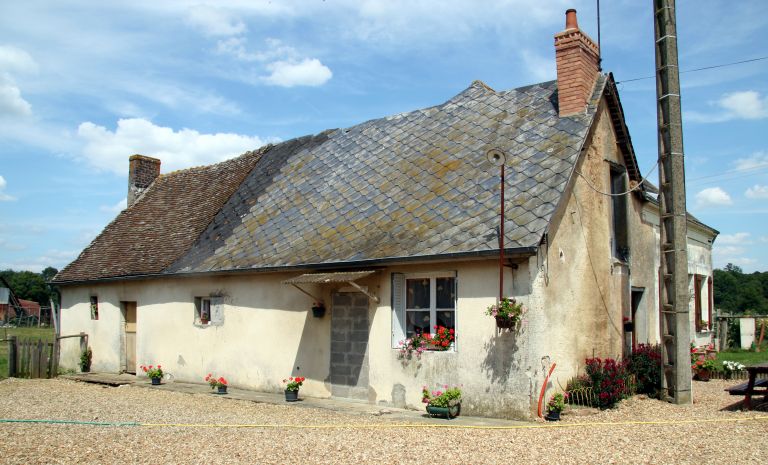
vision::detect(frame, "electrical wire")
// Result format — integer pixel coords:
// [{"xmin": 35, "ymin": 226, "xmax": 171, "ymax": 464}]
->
[
  {"xmin": 574, "ymin": 160, "xmax": 660, "ymax": 197},
  {"xmin": 616, "ymin": 55, "xmax": 768, "ymax": 84}
]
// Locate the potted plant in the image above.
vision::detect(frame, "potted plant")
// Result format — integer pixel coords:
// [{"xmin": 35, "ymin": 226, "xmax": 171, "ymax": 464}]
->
[
  {"xmin": 485, "ymin": 297, "xmax": 524, "ymax": 329},
  {"xmin": 722, "ymin": 360, "xmax": 745, "ymax": 380},
  {"xmin": 283, "ymin": 376, "xmax": 305, "ymax": 402},
  {"xmin": 205, "ymin": 373, "xmax": 228, "ymax": 394},
  {"xmin": 311, "ymin": 301, "xmax": 326, "ymax": 318},
  {"xmin": 141, "ymin": 364, "xmax": 164, "ymax": 385},
  {"xmin": 691, "ymin": 357, "xmax": 716, "ymax": 381},
  {"xmin": 546, "ymin": 392, "xmax": 567, "ymax": 421},
  {"xmin": 422, "ymin": 384, "xmax": 462, "ymax": 419},
  {"xmin": 80, "ymin": 347, "xmax": 92, "ymax": 373}
]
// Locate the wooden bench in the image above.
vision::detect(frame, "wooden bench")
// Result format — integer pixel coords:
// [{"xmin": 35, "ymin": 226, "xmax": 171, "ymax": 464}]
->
[
  {"xmin": 726, "ymin": 363, "xmax": 768, "ymax": 410},
  {"xmin": 725, "ymin": 378, "xmax": 768, "ymax": 396}
]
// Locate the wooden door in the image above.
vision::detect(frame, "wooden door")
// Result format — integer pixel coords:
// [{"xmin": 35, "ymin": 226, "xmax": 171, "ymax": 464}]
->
[{"xmin": 123, "ymin": 302, "xmax": 137, "ymax": 373}]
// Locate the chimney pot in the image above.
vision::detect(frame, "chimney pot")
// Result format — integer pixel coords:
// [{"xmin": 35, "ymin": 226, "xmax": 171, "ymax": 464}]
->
[
  {"xmin": 565, "ymin": 8, "xmax": 578, "ymax": 30},
  {"xmin": 127, "ymin": 154, "xmax": 161, "ymax": 207}
]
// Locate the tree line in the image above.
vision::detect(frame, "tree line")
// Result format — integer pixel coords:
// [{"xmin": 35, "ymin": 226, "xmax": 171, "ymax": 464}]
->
[
  {"xmin": 1, "ymin": 267, "xmax": 59, "ymax": 307},
  {"xmin": 713, "ymin": 263, "xmax": 768, "ymax": 315}
]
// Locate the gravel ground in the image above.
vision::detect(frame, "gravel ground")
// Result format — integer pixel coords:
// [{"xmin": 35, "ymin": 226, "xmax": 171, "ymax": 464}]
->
[{"xmin": 0, "ymin": 378, "xmax": 766, "ymax": 464}]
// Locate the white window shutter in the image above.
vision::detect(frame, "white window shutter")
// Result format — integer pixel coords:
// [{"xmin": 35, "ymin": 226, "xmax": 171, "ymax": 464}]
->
[
  {"xmin": 210, "ymin": 296, "xmax": 224, "ymax": 325},
  {"xmin": 391, "ymin": 273, "xmax": 405, "ymax": 347}
]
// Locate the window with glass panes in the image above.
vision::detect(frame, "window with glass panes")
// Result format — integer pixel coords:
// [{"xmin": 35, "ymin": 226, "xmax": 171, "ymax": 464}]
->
[{"xmin": 404, "ymin": 275, "xmax": 456, "ymax": 338}]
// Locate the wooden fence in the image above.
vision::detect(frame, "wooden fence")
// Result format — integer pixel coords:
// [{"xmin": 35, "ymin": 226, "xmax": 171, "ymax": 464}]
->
[{"xmin": 5, "ymin": 337, "xmax": 58, "ymax": 379}]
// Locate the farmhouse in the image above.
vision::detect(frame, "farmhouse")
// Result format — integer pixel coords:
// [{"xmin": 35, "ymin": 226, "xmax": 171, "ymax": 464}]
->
[{"xmin": 53, "ymin": 10, "xmax": 717, "ymax": 419}]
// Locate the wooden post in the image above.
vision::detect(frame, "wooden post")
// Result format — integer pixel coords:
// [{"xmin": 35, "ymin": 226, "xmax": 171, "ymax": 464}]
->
[{"xmin": 7, "ymin": 336, "xmax": 17, "ymax": 378}]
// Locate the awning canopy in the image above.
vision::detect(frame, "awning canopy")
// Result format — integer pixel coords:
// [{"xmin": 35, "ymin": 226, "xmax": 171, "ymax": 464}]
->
[
  {"xmin": 282, "ymin": 271, "xmax": 376, "ymax": 285},
  {"xmin": 282, "ymin": 271, "xmax": 379, "ymax": 303}
]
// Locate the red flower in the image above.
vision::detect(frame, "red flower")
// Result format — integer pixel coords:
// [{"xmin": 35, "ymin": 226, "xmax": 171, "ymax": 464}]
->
[
  {"xmin": 218, "ymin": 377, "xmax": 227, "ymax": 385},
  {"xmin": 449, "ymin": 329, "xmax": 455, "ymax": 335}
]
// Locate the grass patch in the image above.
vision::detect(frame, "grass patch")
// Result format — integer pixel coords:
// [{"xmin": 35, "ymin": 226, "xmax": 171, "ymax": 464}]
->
[
  {"xmin": 0, "ymin": 326, "xmax": 56, "ymax": 380},
  {"xmin": 715, "ymin": 345, "xmax": 768, "ymax": 366}
]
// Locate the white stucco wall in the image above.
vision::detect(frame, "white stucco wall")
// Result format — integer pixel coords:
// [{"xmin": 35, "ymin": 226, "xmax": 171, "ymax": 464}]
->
[{"xmin": 59, "ymin": 259, "xmax": 541, "ymax": 418}]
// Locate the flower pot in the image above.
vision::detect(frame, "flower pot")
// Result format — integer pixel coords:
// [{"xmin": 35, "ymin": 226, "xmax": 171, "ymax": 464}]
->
[
  {"xmin": 495, "ymin": 316, "xmax": 516, "ymax": 329},
  {"xmin": 311, "ymin": 306, "xmax": 326, "ymax": 318},
  {"xmin": 151, "ymin": 377, "xmax": 161, "ymax": 386},
  {"xmin": 545, "ymin": 410, "xmax": 561, "ymax": 421},
  {"xmin": 285, "ymin": 389, "xmax": 299, "ymax": 402},
  {"xmin": 694, "ymin": 369, "xmax": 711, "ymax": 382},
  {"xmin": 426, "ymin": 402, "xmax": 461, "ymax": 419},
  {"xmin": 217, "ymin": 385, "xmax": 228, "ymax": 395}
]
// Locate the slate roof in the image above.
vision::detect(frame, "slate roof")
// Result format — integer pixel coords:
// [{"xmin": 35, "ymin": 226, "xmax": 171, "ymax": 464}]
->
[
  {"xmin": 55, "ymin": 77, "xmax": 606, "ymax": 283},
  {"xmin": 54, "ymin": 151, "xmax": 265, "ymax": 282}
]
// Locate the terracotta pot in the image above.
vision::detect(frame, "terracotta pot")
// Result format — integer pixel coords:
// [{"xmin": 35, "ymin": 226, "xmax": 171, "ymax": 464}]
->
[{"xmin": 694, "ymin": 369, "xmax": 711, "ymax": 382}]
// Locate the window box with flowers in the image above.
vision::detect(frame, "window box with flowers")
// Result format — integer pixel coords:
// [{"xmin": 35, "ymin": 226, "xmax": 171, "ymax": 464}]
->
[
  {"xmin": 397, "ymin": 326, "xmax": 456, "ymax": 362},
  {"xmin": 422, "ymin": 384, "xmax": 462, "ymax": 419}
]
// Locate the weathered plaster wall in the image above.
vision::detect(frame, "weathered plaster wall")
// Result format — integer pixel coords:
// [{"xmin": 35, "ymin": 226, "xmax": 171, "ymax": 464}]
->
[
  {"xmin": 59, "ymin": 259, "xmax": 540, "ymax": 419},
  {"xmin": 526, "ymin": 101, "xmax": 661, "ymax": 406}
]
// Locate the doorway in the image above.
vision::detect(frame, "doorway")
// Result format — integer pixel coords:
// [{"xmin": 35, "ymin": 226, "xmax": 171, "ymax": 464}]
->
[
  {"xmin": 122, "ymin": 302, "xmax": 137, "ymax": 373},
  {"xmin": 630, "ymin": 288, "xmax": 645, "ymax": 351},
  {"xmin": 330, "ymin": 292, "xmax": 370, "ymax": 400}
]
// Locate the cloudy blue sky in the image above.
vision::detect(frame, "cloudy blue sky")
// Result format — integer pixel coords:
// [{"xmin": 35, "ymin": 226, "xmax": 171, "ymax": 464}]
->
[{"xmin": 0, "ymin": 0, "xmax": 766, "ymax": 273}]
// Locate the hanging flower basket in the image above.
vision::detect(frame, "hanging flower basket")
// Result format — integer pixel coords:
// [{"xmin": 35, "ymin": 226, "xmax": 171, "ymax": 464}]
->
[{"xmin": 494, "ymin": 316, "xmax": 517, "ymax": 329}]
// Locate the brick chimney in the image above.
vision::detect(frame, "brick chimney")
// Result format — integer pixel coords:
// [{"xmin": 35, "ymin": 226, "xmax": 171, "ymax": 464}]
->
[
  {"xmin": 554, "ymin": 9, "xmax": 600, "ymax": 117},
  {"xmin": 127, "ymin": 154, "xmax": 161, "ymax": 207}
]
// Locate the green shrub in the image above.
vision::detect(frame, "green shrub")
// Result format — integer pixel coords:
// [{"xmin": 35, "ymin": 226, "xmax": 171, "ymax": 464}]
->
[{"xmin": 626, "ymin": 344, "xmax": 661, "ymax": 398}]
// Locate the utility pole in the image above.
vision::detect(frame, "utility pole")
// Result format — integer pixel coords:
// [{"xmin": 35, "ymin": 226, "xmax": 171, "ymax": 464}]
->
[{"xmin": 654, "ymin": 0, "xmax": 691, "ymax": 404}]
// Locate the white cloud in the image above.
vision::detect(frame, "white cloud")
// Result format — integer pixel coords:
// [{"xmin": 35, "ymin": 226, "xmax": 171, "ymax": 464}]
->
[
  {"xmin": 185, "ymin": 5, "xmax": 247, "ymax": 37},
  {"xmin": 0, "ymin": 45, "xmax": 36, "ymax": 118},
  {"xmin": 216, "ymin": 37, "xmax": 298, "ymax": 63},
  {"xmin": 734, "ymin": 151, "xmax": 768, "ymax": 171},
  {"xmin": 717, "ymin": 233, "xmax": 751, "ymax": 245},
  {"xmin": 0, "ymin": 249, "xmax": 79, "ymax": 273},
  {"xmin": 714, "ymin": 245, "xmax": 745, "ymax": 256},
  {"xmin": 745, "ymin": 184, "xmax": 768, "ymax": 199},
  {"xmin": 0, "ymin": 175, "xmax": 16, "ymax": 201},
  {"xmin": 719, "ymin": 91, "xmax": 768, "ymax": 119},
  {"xmin": 100, "ymin": 198, "xmax": 127, "ymax": 213},
  {"xmin": 0, "ymin": 238, "xmax": 25, "ymax": 251},
  {"xmin": 695, "ymin": 187, "xmax": 732, "ymax": 207},
  {"xmin": 0, "ymin": 45, "xmax": 38, "ymax": 74},
  {"xmin": 687, "ymin": 90, "xmax": 768, "ymax": 123},
  {"xmin": 216, "ymin": 37, "xmax": 333, "ymax": 88},
  {"xmin": 0, "ymin": 75, "xmax": 32, "ymax": 117},
  {"xmin": 263, "ymin": 58, "xmax": 332, "ymax": 88},
  {"xmin": 76, "ymin": 118, "xmax": 270, "ymax": 175}
]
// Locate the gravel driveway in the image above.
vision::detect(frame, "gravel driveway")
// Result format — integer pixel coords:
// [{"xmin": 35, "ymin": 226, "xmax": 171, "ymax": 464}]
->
[{"xmin": 0, "ymin": 378, "xmax": 766, "ymax": 464}]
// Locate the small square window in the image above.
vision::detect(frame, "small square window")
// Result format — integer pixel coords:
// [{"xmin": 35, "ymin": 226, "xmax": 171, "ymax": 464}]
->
[
  {"xmin": 89, "ymin": 296, "xmax": 99, "ymax": 320},
  {"xmin": 195, "ymin": 297, "xmax": 211, "ymax": 325}
]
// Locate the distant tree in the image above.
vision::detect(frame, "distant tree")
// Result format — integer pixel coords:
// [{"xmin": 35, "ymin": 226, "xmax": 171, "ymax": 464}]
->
[
  {"xmin": 0, "ymin": 268, "xmax": 57, "ymax": 306},
  {"xmin": 41, "ymin": 266, "xmax": 58, "ymax": 283},
  {"xmin": 724, "ymin": 263, "xmax": 743, "ymax": 274},
  {"xmin": 713, "ymin": 265, "xmax": 768, "ymax": 315}
]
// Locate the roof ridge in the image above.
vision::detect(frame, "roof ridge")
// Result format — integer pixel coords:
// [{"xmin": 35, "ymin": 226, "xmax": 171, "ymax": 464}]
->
[{"xmin": 157, "ymin": 146, "xmax": 272, "ymax": 179}]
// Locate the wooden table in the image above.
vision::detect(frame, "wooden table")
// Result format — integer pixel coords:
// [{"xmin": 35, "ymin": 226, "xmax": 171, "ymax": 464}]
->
[{"xmin": 727, "ymin": 362, "xmax": 768, "ymax": 410}]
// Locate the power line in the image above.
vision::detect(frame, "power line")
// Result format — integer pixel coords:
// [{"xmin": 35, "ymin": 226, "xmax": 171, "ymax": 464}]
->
[{"xmin": 616, "ymin": 55, "xmax": 768, "ymax": 84}]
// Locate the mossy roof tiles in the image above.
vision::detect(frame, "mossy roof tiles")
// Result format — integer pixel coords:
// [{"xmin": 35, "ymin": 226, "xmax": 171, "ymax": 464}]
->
[{"xmin": 55, "ymin": 77, "xmax": 606, "ymax": 283}]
